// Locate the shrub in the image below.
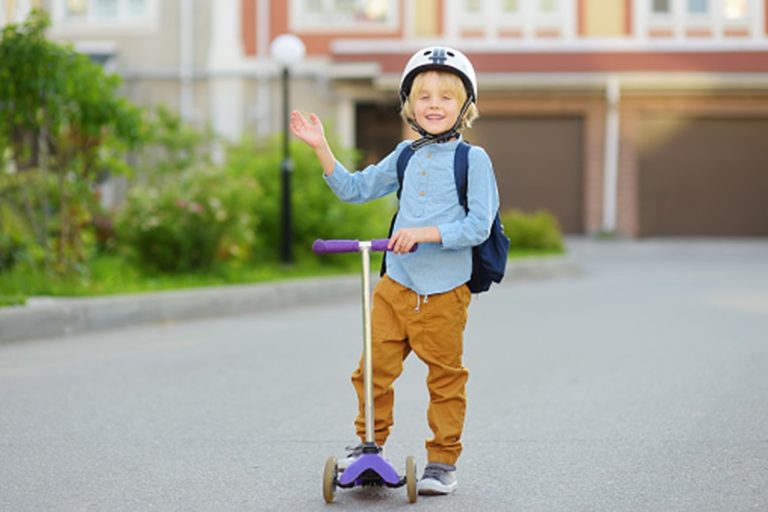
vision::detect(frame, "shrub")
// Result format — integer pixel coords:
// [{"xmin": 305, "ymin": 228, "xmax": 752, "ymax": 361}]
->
[
  {"xmin": 115, "ymin": 167, "xmax": 260, "ymax": 273},
  {"xmin": 0, "ymin": 232, "xmax": 25, "ymax": 271},
  {"xmin": 222, "ymin": 136, "xmax": 393, "ymax": 262},
  {"xmin": 0, "ymin": 10, "xmax": 144, "ymax": 275},
  {"xmin": 501, "ymin": 209, "xmax": 565, "ymax": 252},
  {"xmin": 0, "ymin": 168, "xmax": 60, "ymax": 271}
]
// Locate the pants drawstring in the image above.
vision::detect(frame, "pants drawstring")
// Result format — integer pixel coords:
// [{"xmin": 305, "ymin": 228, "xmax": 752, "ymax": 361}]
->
[{"xmin": 415, "ymin": 293, "xmax": 429, "ymax": 312}]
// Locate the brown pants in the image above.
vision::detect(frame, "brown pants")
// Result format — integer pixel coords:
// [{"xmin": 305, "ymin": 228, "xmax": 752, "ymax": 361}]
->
[{"xmin": 351, "ymin": 274, "xmax": 471, "ymax": 465}]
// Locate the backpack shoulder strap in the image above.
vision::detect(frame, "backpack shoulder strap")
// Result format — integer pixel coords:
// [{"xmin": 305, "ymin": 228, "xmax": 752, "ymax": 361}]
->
[
  {"xmin": 454, "ymin": 141, "xmax": 471, "ymax": 213},
  {"xmin": 381, "ymin": 145, "xmax": 414, "ymax": 278},
  {"xmin": 395, "ymin": 145, "xmax": 415, "ymax": 200}
]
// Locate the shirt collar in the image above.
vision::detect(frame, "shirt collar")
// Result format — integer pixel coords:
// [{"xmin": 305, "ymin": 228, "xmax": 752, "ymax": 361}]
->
[{"xmin": 413, "ymin": 135, "xmax": 464, "ymax": 154}]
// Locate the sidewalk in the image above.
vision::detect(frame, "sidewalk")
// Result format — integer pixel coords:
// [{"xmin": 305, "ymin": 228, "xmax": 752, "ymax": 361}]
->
[{"xmin": 0, "ymin": 255, "xmax": 580, "ymax": 344}]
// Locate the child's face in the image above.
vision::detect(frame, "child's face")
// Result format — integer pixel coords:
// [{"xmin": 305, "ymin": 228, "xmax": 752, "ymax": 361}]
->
[{"xmin": 412, "ymin": 71, "xmax": 462, "ymax": 136}]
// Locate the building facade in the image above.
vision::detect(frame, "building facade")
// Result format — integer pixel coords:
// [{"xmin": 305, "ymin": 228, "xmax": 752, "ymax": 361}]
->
[{"xmin": 3, "ymin": 0, "xmax": 768, "ymax": 236}]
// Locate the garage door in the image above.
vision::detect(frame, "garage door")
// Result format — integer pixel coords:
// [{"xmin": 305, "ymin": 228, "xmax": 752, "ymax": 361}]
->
[
  {"xmin": 638, "ymin": 116, "xmax": 768, "ymax": 236},
  {"xmin": 356, "ymin": 102, "xmax": 403, "ymax": 166},
  {"xmin": 465, "ymin": 116, "xmax": 584, "ymax": 233}
]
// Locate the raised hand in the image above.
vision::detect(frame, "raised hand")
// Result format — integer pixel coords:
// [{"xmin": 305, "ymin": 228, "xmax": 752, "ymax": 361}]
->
[{"xmin": 290, "ymin": 111, "xmax": 326, "ymax": 149}]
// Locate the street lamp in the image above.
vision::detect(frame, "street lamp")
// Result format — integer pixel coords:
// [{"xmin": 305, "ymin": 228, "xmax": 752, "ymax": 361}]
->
[{"xmin": 270, "ymin": 34, "xmax": 305, "ymax": 265}]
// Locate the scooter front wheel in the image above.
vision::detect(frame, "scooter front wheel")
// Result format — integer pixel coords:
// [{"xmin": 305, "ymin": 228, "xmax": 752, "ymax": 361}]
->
[{"xmin": 323, "ymin": 456, "xmax": 338, "ymax": 503}]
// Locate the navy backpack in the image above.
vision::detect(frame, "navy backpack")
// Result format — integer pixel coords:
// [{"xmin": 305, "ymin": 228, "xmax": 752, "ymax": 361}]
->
[{"xmin": 380, "ymin": 141, "xmax": 510, "ymax": 294}]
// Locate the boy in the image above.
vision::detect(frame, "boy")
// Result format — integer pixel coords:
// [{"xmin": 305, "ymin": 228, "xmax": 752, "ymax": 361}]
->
[{"xmin": 290, "ymin": 47, "xmax": 499, "ymax": 495}]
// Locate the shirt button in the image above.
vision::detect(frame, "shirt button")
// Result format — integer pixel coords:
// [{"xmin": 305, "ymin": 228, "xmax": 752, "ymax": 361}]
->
[
  {"xmin": 420, "ymin": 171, "xmax": 426, "ymax": 176},
  {"xmin": 426, "ymin": 152, "xmax": 432, "ymax": 159},
  {"xmin": 419, "ymin": 191, "xmax": 425, "ymax": 197}
]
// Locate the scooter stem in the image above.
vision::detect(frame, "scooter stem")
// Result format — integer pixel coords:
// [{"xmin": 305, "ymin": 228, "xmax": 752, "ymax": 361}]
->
[{"xmin": 360, "ymin": 245, "xmax": 375, "ymax": 444}]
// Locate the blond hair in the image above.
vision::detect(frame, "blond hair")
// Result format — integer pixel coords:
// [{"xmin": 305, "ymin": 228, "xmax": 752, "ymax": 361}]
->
[{"xmin": 400, "ymin": 70, "xmax": 479, "ymax": 131}]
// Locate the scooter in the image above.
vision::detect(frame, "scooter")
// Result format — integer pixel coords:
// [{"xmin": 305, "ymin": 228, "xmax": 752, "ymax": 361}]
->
[{"xmin": 312, "ymin": 239, "xmax": 418, "ymax": 504}]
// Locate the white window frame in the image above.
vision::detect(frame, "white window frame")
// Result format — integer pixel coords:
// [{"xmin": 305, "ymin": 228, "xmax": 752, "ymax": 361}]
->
[
  {"xmin": 290, "ymin": 0, "xmax": 399, "ymax": 33},
  {"xmin": 49, "ymin": 0, "xmax": 159, "ymax": 33},
  {"xmin": 447, "ymin": 0, "xmax": 575, "ymax": 41},
  {"xmin": 638, "ymin": 0, "xmax": 763, "ymax": 41},
  {"xmin": 1, "ymin": 0, "xmax": 34, "ymax": 27}
]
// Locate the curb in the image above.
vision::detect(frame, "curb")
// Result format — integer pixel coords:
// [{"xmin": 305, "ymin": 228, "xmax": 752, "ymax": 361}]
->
[{"xmin": 0, "ymin": 255, "xmax": 580, "ymax": 344}]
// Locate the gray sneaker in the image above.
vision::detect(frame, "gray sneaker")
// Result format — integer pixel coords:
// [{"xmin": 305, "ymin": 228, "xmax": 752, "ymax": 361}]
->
[{"xmin": 417, "ymin": 462, "xmax": 458, "ymax": 495}]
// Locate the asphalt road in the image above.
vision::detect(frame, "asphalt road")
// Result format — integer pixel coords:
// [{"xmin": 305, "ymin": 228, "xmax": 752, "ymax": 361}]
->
[{"xmin": 1, "ymin": 239, "xmax": 767, "ymax": 512}]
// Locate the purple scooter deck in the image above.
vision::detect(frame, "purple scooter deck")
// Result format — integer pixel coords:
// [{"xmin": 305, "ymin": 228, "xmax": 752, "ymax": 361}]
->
[{"xmin": 338, "ymin": 453, "xmax": 402, "ymax": 487}]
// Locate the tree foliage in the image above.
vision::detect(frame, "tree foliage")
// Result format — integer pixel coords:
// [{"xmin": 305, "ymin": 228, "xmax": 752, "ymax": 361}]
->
[{"xmin": 0, "ymin": 9, "xmax": 144, "ymax": 274}]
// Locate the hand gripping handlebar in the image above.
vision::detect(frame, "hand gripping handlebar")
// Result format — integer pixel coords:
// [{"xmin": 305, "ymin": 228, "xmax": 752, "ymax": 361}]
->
[{"xmin": 312, "ymin": 239, "xmax": 418, "ymax": 255}]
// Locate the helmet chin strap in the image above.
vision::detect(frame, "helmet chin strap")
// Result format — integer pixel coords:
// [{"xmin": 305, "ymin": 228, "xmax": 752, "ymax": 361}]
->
[{"xmin": 409, "ymin": 98, "xmax": 472, "ymax": 151}]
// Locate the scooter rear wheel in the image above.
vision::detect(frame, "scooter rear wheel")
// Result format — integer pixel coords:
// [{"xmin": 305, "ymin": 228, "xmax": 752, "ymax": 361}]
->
[
  {"xmin": 405, "ymin": 456, "xmax": 417, "ymax": 503},
  {"xmin": 323, "ymin": 456, "xmax": 338, "ymax": 503}
]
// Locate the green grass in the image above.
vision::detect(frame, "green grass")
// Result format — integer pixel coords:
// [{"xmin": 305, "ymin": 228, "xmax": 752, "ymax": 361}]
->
[
  {"xmin": 0, "ymin": 294, "xmax": 26, "ymax": 307},
  {"xmin": 0, "ymin": 252, "xmax": 376, "ymax": 299},
  {"xmin": 0, "ymin": 248, "xmax": 564, "ymax": 305}
]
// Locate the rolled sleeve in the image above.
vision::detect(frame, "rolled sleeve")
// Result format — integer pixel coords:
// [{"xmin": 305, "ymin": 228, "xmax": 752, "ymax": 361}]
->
[{"xmin": 322, "ymin": 144, "xmax": 406, "ymax": 203}]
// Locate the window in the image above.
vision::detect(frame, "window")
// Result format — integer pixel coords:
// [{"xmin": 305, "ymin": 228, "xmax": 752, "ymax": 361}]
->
[
  {"xmin": 723, "ymin": 0, "xmax": 747, "ymax": 19},
  {"xmin": 502, "ymin": 0, "xmax": 520, "ymax": 13},
  {"xmin": 93, "ymin": 0, "xmax": 119, "ymax": 17},
  {"xmin": 127, "ymin": 0, "xmax": 145, "ymax": 16},
  {"xmin": 304, "ymin": 0, "xmax": 323, "ymax": 11},
  {"xmin": 452, "ymin": 0, "xmax": 573, "ymax": 40},
  {"xmin": 51, "ymin": 0, "xmax": 157, "ymax": 32},
  {"xmin": 687, "ymin": 0, "xmax": 708, "ymax": 14},
  {"xmin": 538, "ymin": 0, "xmax": 557, "ymax": 13},
  {"xmin": 464, "ymin": 0, "xmax": 482, "ymax": 13},
  {"xmin": 642, "ymin": 0, "xmax": 758, "ymax": 39},
  {"xmin": 652, "ymin": 0, "xmax": 671, "ymax": 14},
  {"xmin": 63, "ymin": 0, "xmax": 148, "ymax": 20},
  {"xmin": 293, "ymin": 0, "xmax": 397, "ymax": 30}
]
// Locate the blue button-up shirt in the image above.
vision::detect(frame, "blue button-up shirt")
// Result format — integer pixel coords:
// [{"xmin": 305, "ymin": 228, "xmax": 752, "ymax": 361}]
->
[{"xmin": 324, "ymin": 137, "xmax": 500, "ymax": 295}]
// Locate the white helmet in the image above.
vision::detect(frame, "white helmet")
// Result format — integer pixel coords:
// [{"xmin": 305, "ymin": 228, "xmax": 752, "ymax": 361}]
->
[{"xmin": 399, "ymin": 47, "xmax": 478, "ymax": 104}]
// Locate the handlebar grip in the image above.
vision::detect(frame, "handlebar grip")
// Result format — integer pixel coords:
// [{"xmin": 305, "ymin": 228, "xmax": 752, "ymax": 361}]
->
[
  {"xmin": 371, "ymin": 239, "xmax": 418, "ymax": 253},
  {"xmin": 312, "ymin": 239, "xmax": 360, "ymax": 255},
  {"xmin": 370, "ymin": 239, "xmax": 390, "ymax": 252},
  {"xmin": 312, "ymin": 239, "xmax": 419, "ymax": 255}
]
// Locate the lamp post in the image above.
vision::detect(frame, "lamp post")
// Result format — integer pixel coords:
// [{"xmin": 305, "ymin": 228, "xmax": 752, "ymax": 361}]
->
[{"xmin": 270, "ymin": 34, "xmax": 305, "ymax": 264}]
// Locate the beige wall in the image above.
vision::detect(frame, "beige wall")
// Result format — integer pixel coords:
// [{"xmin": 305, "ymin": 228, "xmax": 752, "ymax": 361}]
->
[
  {"xmin": 583, "ymin": 0, "xmax": 625, "ymax": 37},
  {"xmin": 413, "ymin": 0, "xmax": 440, "ymax": 38}
]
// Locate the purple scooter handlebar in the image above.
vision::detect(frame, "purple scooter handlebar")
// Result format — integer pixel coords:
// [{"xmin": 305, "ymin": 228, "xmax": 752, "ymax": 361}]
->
[{"xmin": 312, "ymin": 239, "xmax": 418, "ymax": 255}]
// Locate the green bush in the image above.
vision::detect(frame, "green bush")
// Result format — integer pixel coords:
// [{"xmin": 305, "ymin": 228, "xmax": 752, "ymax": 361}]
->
[
  {"xmin": 0, "ymin": 232, "xmax": 25, "ymax": 271},
  {"xmin": 501, "ymin": 208, "xmax": 565, "ymax": 252},
  {"xmin": 0, "ymin": 10, "xmax": 144, "ymax": 275},
  {"xmin": 0, "ymin": 168, "xmax": 61, "ymax": 271},
  {"xmin": 115, "ymin": 166, "xmax": 260, "ymax": 273},
  {"xmin": 222, "ymin": 136, "xmax": 393, "ymax": 262}
]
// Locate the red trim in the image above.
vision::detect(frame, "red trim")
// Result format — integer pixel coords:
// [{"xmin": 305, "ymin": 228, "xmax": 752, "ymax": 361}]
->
[
  {"xmin": 241, "ymin": 0, "xmax": 256, "ymax": 56},
  {"xmin": 624, "ymin": 0, "xmax": 632, "ymax": 35},
  {"xmin": 436, "ymin": 0, "xmax": 444, "ymax": 37},
  {"xmin": 334, "ymin": 51, "xmax": 768, "ymax": 73},
  {"xmin": 765, "ymin": 0, "xmax": 768, "ymax": 34}
]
